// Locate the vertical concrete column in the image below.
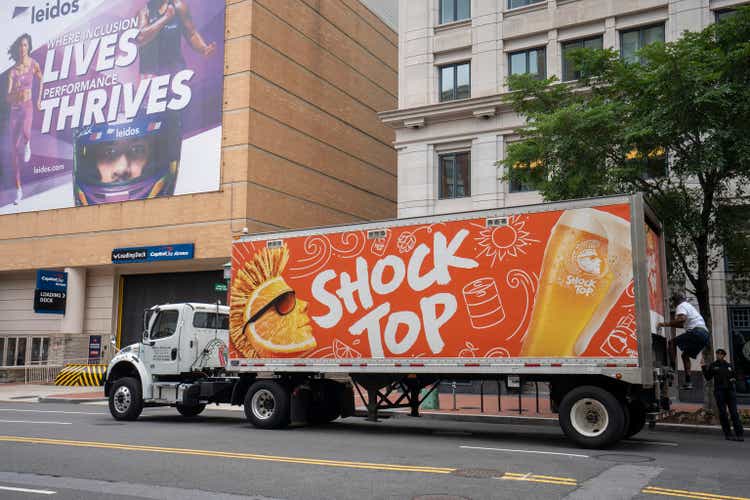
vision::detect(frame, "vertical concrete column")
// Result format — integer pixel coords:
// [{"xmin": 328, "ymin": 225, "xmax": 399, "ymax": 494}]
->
[
  {"xmin": 604, "ymin": 17, "xmax": 617, "ymax": 50},
  {"xmin": 60, "ymin": 267, "xmax": 86, "ymax": 361},
  {"xmin": 547, "ymin": 29, "xmax": 560, "ymax": 81}
]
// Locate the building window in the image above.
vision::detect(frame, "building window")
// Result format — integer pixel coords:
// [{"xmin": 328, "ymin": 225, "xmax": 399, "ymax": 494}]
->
[
  {"xmin": 716, "ymin": 9, "xmax": 738, "ymax": 22},
  {"xmin": 30, "ymin": 337, "xmax": 50, "ymax": 365},
  {"xmin": 440, "ymin": 0, "xmax": 470, "ymax": 24},
  {"xmin": 508, "ymin": 0, "xmax": 544, "ymax": 9},
  {"xmin": 439, "ymin": 152, "xmax": 470, "ymax": 199},
  {"xmin": 5, "ymin": 338, "xmax": 16, "ymax": 366},
  {"xmin": 508, "ymin": 47, "xmax": 547, "ymax": 84},
  {"xmin": 561, "ymin": 36, "xmax": 603, "ymax": 81},
  {"xmin": 620, "ymin": 24, "xmax": 665, "ymax": 64},
  {"xmin": 439, "ymin": 62, "xmax": 471, "ymax": 102},
  {"xmin": 625, "ymin": 147, "xmax": 667, "ymax": 179},
  {"xmin": 0, "ymin": 339, "xmax": 4, "ymax": 367}
]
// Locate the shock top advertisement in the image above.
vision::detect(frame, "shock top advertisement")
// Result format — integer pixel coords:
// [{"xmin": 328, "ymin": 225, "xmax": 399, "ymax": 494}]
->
[
  {"xmin": 229, "ymin": 204, "xmax": 643, "ymax": 362},
  {"xmin": 0, "ymin": 0, "xmax": 224, "ymax": 213}
]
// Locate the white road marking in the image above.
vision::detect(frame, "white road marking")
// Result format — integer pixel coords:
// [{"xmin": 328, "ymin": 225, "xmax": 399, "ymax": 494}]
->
[
  {"xmin": 0, "ymin": 420, "xmax": 72, "ymax": 425},
  {"xmin": 0, "ymin": 408, "xmax": 106, "ymax": 416},
  {"xmin": 621, "ymin": 439, "xmax": 678, "ymax": 447},
  {"xmin": 460, "ymin": 445, "xmax": 589, "ymax": 459},
  {"xmin": 0, "ymin": 484, "xmax": 56, "ymax": 495}
]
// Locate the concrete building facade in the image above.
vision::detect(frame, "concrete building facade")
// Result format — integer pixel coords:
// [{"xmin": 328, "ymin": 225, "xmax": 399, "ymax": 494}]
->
[
  {"xmin": 380, "ymin": 0, "xmax": 750, "ymax": 396},
  {"xmin": 0, "ymin": 0, "xmax": 398, "ymax": 378}
]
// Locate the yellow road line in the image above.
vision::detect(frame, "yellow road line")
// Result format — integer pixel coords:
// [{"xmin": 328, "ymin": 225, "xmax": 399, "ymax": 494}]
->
[
  {"xmin": 643, "ymin": 486, "xmax": 750, "ymax": 500},
  {"xmin": 501, "ymin": 476, "xmax": 578, "ymax": 487},
  {"xmin": 0, "ymin": 436, "xmax": 454, "ymax": 474},
  {"xmin": 504, "ymin": 472, "xmax": 577, "ymax": 483}
]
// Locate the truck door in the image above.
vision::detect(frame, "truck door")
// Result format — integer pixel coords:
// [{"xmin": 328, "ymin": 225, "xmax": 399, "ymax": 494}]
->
[{"xmin": 144, "ymin": 308, "xmax": 181, "ymax": 375}]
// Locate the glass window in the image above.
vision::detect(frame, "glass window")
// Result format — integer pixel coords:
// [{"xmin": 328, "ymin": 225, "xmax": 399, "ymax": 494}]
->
[
  {"xmin": 625, "ymin": 147, "xmax": 667, "ymax": 179},
  {"xmin": 41, "ymin": 338, "xmax": 49, "ymax": 363},
  {"xmin": 439, "ymin": 62, "xmax": 471, "ymax": 102},
  {"xmin": 193, "ymin": 312, "xmax": 229, "ymax": 330},
  {"xmin": 508, "ymin": 47, "xmax": 547, "ymax": 84},
  {"xmin": 439, "ymin": 152, "xmax": 470, "ymax": 199},
  {"xmin": 440, "ymin": 0, "xmax": 470, "ymax": 24},
  {"xmin": 716, "ymin": 9, "xmax": 738, "ymax": 22},
  {"xmin": 16, "ymin": 338, "xmax": 26, "ymax": 366},
  {"xmin": 151, "ymin": 310, "xmax": 179, "ymax": 340},
  {"xmin": 31, "ymin": 338, "xmax": 41, "ymax": 364},
  {"xmin": 508, "ymin": 0, "xmax": 544, "ymax": 9},
  {"xmin": 561, "ymin": 36, "xmax": 603, "ymax": 81},
  {"xmin": 620, "ymin": 24, "xmax": 665, "ymax": 64},
  {"xmin": 6, "ymin": 338, "xmax": 16, "ymax": 366},
  {"xmin": 0, "ymin": 339, "xmax": 4, "ymax": 367}
]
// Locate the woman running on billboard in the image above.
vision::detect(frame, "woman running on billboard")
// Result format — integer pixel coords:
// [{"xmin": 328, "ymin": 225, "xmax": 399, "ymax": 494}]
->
[
  {"xmin": 6, "ymin": 33, "xmax": 42, "ymax": 204},
  {"xmin": 136, "ymin": 0, "xmax": 216, "ymax": 79}
]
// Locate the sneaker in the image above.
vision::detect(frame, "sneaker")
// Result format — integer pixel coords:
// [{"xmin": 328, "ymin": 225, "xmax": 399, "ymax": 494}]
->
[
  {"xmin": 24, "ymin": 141, "xmax": 30, "ymax": 162},
  {"xmin": 725, "ymin": 435, "xmax": 734, "ymax": 441},
  {"xmin": 737, "ymin": 436, "xmax": 745, "ymax": 442}
]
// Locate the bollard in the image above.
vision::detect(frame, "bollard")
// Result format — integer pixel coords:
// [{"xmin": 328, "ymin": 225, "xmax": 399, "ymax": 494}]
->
[{"xmin": 451, "ymin": 381, "xmax": 457, "ymax": 411}]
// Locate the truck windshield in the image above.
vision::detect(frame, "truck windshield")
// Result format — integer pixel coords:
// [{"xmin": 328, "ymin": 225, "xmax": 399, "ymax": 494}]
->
[
  {"xmin": 193, "ymin": 312, "xmax": 229, "ymax": 330},
  {"xmin": 151, "ymin": 310, "xmax": 179, "ymax": 340}
]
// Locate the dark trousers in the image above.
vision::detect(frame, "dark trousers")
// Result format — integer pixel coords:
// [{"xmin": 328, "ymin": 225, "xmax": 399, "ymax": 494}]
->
[{"xmin": 715, "ymin": 387, "xmax": 744, "ymax": 437}]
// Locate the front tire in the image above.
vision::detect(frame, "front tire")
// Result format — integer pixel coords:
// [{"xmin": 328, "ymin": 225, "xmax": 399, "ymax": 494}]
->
[
  {"xmin": 176, "ymin": 403, "xmax": 206, "ymax": 417},
  {"xmin": 244, "ymin": 380, "xmax": 290, "ymax": 429},
  {"xmin": 108, "ymin": 377, "xmax": 143, "ymax": 421},
  {"xmin": 558, "ymin": 386, "xmax": 626, "ymax": 449}
]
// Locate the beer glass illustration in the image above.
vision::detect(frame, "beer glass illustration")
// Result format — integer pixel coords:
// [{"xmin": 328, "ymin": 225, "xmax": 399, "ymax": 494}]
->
[
  {"xmin": 521, "ymin": 208, "xmax": 632, "ymax": 357},
  {"xmin": 463, "ymin": 278, "xmax": 505, "ymax": 329}
]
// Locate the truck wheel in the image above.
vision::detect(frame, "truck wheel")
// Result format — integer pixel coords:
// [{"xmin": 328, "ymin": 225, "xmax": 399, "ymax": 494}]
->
[
  {"xmin": 176, "ymin": 403, "xmax": 206, "ymax": 417},
  {"xmin": 558, "ymin": 386, "xmax": 626, "ymax": 449},
  {"xmin": 624, "ymin": 400, "xmax": 647, "ymax": 438},
  {"xmin": 244, "ymin": 380, "xmax": 290, "ymax": 429},
  {"xmin": 109, "ymin": 377, "xmax": 143, "ymax": 421}
]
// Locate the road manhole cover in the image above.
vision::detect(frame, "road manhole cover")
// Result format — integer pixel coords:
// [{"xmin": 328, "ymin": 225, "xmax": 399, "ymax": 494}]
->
[
  {"xmin": 413, "ymin": 496, "xmax": 471, "ymax": 500},
  {"xmin": 452, "ymin": 468, "xmax": 503, "ymax": 479},
  {"xmin": 594, "ymin": 454, "xmax": 654, "ymax": 463}
]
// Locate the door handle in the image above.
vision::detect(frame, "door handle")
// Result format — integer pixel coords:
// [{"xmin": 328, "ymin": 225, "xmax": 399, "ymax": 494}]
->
[{"xmin": 171, "ymin": 348, "xmax": 177, "ymax": 360}]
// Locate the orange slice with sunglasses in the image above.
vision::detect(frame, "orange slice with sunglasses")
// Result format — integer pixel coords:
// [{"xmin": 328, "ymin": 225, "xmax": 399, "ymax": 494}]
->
[{"xmin": 244, "ymin": 277, "xmax": 316, "ymax": 354}]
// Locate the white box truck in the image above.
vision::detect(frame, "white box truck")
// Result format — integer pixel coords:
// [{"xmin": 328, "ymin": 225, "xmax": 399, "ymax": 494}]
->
[{"xmin": 105, "ymin": 194, "xmax": 672, "ymax": 448}]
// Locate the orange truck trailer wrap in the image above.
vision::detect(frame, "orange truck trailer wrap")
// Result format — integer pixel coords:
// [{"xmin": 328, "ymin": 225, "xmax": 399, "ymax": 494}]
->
[{"xmin": 229, "ymin": 194, "xmax": 667, "ymax": 387}]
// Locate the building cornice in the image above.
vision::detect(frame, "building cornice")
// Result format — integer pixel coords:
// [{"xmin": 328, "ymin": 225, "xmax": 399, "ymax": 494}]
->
[{"xmin": 379, "ymin": 94, "xmax": 515, "ymax": 130}]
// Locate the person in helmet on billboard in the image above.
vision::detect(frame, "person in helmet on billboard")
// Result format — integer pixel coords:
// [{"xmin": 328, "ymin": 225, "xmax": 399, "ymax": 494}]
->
[{"xmin": 73, "ymin": 112, "xmax": 180, "ymax": 206}]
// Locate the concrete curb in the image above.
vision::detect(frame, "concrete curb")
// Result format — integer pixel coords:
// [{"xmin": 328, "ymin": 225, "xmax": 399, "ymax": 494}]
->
[
  {"xmin": 38, "ymin": 397, "xmax": 107, "ymax": 405},
  {"xmin": 361, "ymin": 409, "xmax": 749, "ymax": 436}
]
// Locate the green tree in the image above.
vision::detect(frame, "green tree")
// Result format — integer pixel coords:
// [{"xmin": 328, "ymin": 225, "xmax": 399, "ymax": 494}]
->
[{"xmin": 501, "ymin": 8, "xmax": 750, "ymax": 406}]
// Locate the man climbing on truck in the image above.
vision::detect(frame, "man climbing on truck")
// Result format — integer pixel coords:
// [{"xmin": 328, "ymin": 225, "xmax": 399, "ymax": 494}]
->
[{"xmin": 658, "ymin": 292, "xmax": 710, "ymax": 390}]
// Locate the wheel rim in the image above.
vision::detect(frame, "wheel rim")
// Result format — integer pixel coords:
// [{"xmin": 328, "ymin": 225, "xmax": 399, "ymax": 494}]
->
[
  {"xmin": 251, "ymin": 389, "xmax": 276, "ymax": 421},
  {"xmin": 113, "ymin": 386, "xmax": 132, "ymax": 414},
  {"xmin": 570, "ymin": 398, "xmax": 609, "ymax": 437}
]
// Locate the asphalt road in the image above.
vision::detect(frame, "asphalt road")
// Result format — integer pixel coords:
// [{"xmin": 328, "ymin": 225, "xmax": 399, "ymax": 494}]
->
[{"xmin": 0, "ymin": 401, "xmax": 747, "ymax": 500}]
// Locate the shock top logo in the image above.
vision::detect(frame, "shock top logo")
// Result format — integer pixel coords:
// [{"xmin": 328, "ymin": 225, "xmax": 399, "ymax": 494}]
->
[{"xmin": 13, "ymin": 0, "xmax": 80, "ymax": 24}]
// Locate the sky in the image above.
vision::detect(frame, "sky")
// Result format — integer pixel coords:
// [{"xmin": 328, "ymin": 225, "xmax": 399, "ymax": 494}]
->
[{"xmin": 361, "ymin": 0, "xmax": 398, "ymax": 30}]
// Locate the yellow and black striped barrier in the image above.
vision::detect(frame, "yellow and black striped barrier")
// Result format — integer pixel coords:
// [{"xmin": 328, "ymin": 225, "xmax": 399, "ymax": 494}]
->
[{"xmin": 54, "ymin": 364, "xmax": 107, "ymax": 387}]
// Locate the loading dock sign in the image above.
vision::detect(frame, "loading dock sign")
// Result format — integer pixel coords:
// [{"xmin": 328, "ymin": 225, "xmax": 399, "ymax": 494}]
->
[
  {"xmin": 34, "ymin": 270, "xmax": 67, "ymax": 314},
  {"xmin": 112, "ymin": 244, "xmax": 195, "ymax": 264}
]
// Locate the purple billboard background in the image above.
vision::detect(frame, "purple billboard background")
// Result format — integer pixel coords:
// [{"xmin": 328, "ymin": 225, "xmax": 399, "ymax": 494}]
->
[{"xmin": 0, "ymin": 0, "xmax": 225, "ymax": 211}]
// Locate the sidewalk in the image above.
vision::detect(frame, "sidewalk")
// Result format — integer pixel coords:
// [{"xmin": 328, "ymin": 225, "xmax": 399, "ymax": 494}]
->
[{"xmin": 0, "ymin": 383, "xmax": 104, "ymax": 403}]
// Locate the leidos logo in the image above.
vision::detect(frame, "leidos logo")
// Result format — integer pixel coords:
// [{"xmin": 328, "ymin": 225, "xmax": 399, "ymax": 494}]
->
[{"xmin": 15, "ymin": 0, "xmax": 81, "ymax": 24}]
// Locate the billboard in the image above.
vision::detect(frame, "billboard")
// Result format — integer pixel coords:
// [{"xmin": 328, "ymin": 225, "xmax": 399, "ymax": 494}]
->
[
  {"xmin": 229, "ymin": 204, "xmax": 642, "ymax": 361},
  {"xmin": 0, "ymin": 0, "xmax": 225, "ymax": 214}
]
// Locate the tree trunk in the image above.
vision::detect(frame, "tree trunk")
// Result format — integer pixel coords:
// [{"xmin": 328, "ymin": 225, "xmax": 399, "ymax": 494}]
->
[{"xmin": 694, "ymin": 271, "xmax": 716, "ymax": 413}]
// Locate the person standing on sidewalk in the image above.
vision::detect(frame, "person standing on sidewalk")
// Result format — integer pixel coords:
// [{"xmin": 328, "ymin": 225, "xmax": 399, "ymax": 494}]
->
[
  {"xmin": 657, "ymin": 292, "xmax": 710, "ymax": 390},
  {"xmin": 702, "ymin": 348, "xmax": 744, "ymax": 441}
]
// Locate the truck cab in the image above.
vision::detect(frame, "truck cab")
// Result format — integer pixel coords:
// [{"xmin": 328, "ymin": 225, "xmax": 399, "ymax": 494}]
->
[{"xmin": 105, "ymin": 303, "xmax": 231, "ymax": 420}]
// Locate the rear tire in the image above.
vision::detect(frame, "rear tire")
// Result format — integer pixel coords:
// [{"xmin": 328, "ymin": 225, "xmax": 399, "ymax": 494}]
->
[
  {"xmin": 108, "ymin": 377, "xmax": 143, "ymax": 421},
  {"xmin": 244, "ymin": 380, "xmax": 290, "ymax": 429},
  {"xmin": 558, "ymin": 385, "xmax": 626, "ymax": 449},
  {"xmin": 624, "ymin": 400, "xmax": 647, "ymax": 438},
  {"xmin": 176, "ymin": 403, "xmax": 206, "ymax": 417}
]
